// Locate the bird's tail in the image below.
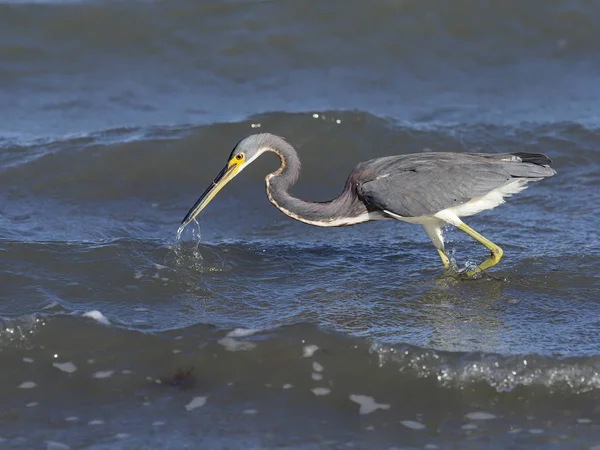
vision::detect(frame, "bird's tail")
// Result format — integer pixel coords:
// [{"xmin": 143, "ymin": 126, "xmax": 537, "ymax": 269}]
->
[{"xmin": 510, "ymin": 152, "xmax": 552, "ymax": 167}]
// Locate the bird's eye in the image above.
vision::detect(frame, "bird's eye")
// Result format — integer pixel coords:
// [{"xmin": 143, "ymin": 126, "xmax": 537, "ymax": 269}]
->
[{"xmin": 236, "ymin": 153, "xmax": 244, "ymax": 161}]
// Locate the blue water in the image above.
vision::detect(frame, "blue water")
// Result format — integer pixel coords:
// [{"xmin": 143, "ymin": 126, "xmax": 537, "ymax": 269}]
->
[{"xmin": 1, "ymin": 0, "xmax": 600, "ymax": 448}]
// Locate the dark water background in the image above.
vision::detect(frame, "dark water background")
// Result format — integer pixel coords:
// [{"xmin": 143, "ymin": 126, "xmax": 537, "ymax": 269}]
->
[{"xmin": 1, "ymin": 0, "xmax": 600, "ymax": 448}]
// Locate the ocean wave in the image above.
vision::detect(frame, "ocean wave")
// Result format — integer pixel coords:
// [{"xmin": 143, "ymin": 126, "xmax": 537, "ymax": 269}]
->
[
  {"xmin": 373, "ymin": 342, "xmax": 600, "ymax": 394},
  {"xmin": 3, "ymin": 314, "xmax": 600, "ymax": 395},
  {"xmin": 0, "ymin": 112, "xmax": 597, "ymax": 182}
]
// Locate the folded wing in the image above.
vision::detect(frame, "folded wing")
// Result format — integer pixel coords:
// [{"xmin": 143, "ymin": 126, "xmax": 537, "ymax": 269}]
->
[{"xmin": 356, "ymin": 152, "xmax": 556, "ymax": 218}]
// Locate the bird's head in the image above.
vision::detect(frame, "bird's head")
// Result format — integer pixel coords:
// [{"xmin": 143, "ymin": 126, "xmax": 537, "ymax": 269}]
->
[{"xmin": 180, "ymin": 134, "xmax": 279, "ymax": 228}]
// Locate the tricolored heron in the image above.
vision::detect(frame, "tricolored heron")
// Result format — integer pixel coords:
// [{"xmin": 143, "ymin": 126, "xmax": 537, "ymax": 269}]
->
[{"xmin": 181, "ymin": 133, "xmax": 556, "ymax": 276}]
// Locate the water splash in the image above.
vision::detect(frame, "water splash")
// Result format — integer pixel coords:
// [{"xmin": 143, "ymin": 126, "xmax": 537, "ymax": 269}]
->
[
  {"xmin": 175, "ymin": 219, "xmax": 201, "ymax": 245},
  {"xmin": 173, "ymin": 219, "xmax": 203, "ymax": 268}
]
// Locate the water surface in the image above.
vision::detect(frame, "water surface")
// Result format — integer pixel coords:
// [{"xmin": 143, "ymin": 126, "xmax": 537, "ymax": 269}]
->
[{"xmin": 1, "ymin": 0, "xmax": 600, "ymax": 448}]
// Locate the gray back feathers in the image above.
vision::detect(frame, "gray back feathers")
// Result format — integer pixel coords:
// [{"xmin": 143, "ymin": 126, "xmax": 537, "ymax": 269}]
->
[{"xmin": 356, "ymin": 152, "xmax": 556, "ymax": 218}]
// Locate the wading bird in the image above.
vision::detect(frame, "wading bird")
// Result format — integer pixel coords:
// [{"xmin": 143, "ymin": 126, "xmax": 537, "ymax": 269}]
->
[{"xmin": 181, "ymin": 133, "xmax": 556, "ymax": 276}]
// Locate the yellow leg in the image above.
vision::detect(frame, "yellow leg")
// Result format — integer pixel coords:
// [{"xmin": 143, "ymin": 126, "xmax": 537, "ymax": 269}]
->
[
  {"xmin": 457, "ymin": 222, "xmax": 504, "ymax": 276},
  {"xmin": 436, "ymin": 248, "xmax": 450, "ymax": 269}
]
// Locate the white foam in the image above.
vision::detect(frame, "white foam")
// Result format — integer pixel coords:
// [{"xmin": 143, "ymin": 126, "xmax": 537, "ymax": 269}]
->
[
  {"xmin": 46, "ymin": 441, "xmax": 70, "ymax": 450},
  {"xmin": 508, "ymin": 428, "xmax": 522, "ymax": 434},
  {"xmin": 172, "ymin": 349, "xmax": 182, "ymax": 354},
  {"xmin": 134, "ymin": 307, "xmax": 149, "ymax": 312},
  {"xmin": 83, "ymin": 310, "xmax": 110, "ymax": 326},
  {"xmin": 461, "ymin": 423, "xmax": 478, "ymax": 430},
  {"xmin": 115, "ymin": 433, "xmax": 130, "ymax": 439},
  {"xmin": 218, "ymin": 337, "xmax": 256, "ymax": 352},
  {"xmin": 465, "ymin": 412, "xmax": 496, "ymax": 420},
  {"xmin": 349, "ymin": 394, "xmax": 390, "ymax": 415},
  {"xmin": 424, "ymin": 445, "xmax": 440, "ymax": 449},
  {"xmin": 185, "ymin": 396, "xmax": 207, "ymax": 411},
  {"xmin": 302, "ymin": 345, "xmax": 319, "ymax": 357},
  {"xmin": 400, "ymin": 420, "xmax": 426, "ymax": 430},
  {"xmin": 227, "ymin": 328, "xmax": 260, "ymax": 337},
  {"xmin": 26, "ymin": 402, "xmax": 38, "ymax": 407},
  {"xmin": 243, "ymin": 409, "xmax": 258, "ymax": 414},
  {"xmin": 22, "ymin": 357, "xmax": 34, "ymax": 364},
  {"xmin": 282, "ymin": 384, "xmax": 293, "ymax": 389},
  {"xmin": 312, "ymin": 373, "xmax": 323, "ymax": 381},
  {"xmin": 88, "ymin": 419, "xmax": 104, "ymax": 426},
  {"xmin": 92, "ymin": 370, "xmax": 114, "ymax": 379},
  {"xmin": 65, "ymin": 417, "xmax": 78, "ymax": 422},
  {"xmin": 18, "ymin": 381, "xmax": 37, "ymax": 389},
  {"xmin": 122, "ymin": 370, "xmax": 132, "ymax": 375},
  {"xmin": 312, "ymin": 362, "xmax": 324, "ymax": 372},
  {"xmin": 53, "ymin": 362, "xmax": 77, "ymax": 373},
  {"xmin": 133, "ymin": 271, "xmax": 143, "ymax": 279},
  {"xmin": 311, "ymin": 387, "xmax": 331, "ymax": 396},
  {"xmin": 152, "ymin": 421, "xmax": 165, "ymax": 427},
  {"xmin": 528, "ymin": 429, "xmax": 544, "ymax": 434},
  {"xmin": 578, "ymin": 418, "xmax": 592, "ymax": 424}
]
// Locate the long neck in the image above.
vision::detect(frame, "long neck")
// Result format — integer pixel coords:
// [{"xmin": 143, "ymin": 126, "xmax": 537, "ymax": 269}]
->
[{"xmin": 263, "ymin": 142, "xmax": 368, "ymax": 227}]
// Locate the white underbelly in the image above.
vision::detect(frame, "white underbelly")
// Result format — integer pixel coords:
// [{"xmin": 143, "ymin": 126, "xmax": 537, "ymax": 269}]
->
[
  {"xmin": 383, "ymin": 179, "xmax": 531, "ymax": 225},
  {"xmin": 447, "ymin": 179, "xmax": 529, "ymax": 217}
]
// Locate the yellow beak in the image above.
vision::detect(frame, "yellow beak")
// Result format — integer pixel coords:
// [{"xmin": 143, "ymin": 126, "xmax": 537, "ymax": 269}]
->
[{"xmin": 180, "ymin": 158, "xmax": 241, "ymax": 228}]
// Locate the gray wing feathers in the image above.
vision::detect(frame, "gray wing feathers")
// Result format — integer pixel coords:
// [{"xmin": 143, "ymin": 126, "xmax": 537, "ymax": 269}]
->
[{"xmin": 357, "ymin": 152, "xmax": 556, "ymax": 218}]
